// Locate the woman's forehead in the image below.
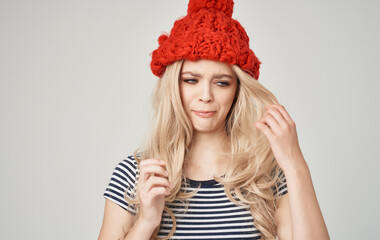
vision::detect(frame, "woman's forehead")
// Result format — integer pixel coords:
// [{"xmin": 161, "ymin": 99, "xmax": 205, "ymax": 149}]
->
[{"xmin": 181, "ymin": 59, "xmax": 234, "ymax": 76}]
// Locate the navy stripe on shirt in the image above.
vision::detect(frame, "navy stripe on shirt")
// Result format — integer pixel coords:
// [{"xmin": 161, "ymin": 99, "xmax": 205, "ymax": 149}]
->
[{"xmin": 103, "ymin": 155, "xmax": 288, "ymax": 239}]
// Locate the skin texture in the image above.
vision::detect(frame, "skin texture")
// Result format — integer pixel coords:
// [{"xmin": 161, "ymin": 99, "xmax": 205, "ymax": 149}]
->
[
  {"xmin": 179, "ymin": 59, "xmax": 238, "ymax": 134},
  {"xmin": 98, "ymin": 60, "xmax": 329, "ymax": 240},
  {"xmin": 255, "ymin": 105, "xmax": 303, "ymax": 172},
  {"xmin": 98, "ymin": 158, "xmax": 173, "ymax": 240},
  {"xmin": 255, "ymin": 105, "xmax": 329, "ymax": 240},
  {"xmin": 136, "ymin": 159, "xmax": 172, "ymax": 231},
  {"xmin": 180, "ymin": 59, "xmax": 238, "ymax": 180}
]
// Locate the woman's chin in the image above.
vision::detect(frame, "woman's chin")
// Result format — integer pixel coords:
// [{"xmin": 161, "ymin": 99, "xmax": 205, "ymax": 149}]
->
[{"xmin": 193, "ymin": 125, "xmax": 223, "ymax": 134}]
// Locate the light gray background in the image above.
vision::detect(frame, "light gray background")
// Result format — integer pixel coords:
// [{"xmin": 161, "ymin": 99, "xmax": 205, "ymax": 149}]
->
[{"xmin": 1, "ymin": 0, "xmax": 379, "ymax": 239}]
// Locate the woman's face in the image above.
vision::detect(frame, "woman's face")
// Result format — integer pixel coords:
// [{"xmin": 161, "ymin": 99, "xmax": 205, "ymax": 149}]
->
[{"xmin": 179, "ymin": 59, "xmax": 238, "ymax": 134}]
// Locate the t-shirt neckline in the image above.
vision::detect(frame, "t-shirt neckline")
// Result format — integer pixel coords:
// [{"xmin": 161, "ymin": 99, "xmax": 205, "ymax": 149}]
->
[{"xmin": 184, "ymin": 174, "xmax": 225, "ymax": 187}]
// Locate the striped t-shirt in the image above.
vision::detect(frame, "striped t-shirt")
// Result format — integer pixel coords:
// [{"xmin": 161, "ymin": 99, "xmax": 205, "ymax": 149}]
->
[{"xmin": 103, "ymin": 155, "xmax": 288, "ymax": 240}]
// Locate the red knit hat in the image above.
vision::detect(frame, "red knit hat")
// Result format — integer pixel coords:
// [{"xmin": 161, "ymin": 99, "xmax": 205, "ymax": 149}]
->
[{"xmin": 150, "ymin": 0, "xmax": 261, "ymax": 80}]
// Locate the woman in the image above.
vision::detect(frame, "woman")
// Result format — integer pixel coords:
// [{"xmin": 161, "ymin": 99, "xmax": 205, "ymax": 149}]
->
[{"xmin": 98, "ymin": 0, "xmax": 329, "ymax": 239}]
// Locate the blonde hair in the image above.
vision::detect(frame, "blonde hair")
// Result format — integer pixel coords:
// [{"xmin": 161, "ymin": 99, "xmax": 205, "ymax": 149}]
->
[{"xmin": 129, "ymin": 60, "xmax": 284, "ymax": 239}]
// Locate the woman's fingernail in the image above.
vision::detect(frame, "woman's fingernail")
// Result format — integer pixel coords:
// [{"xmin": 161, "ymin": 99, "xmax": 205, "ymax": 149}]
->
[
  {"xmin": 160, "ymin": 160, "xmax": 166, "ymax": 164},
  {"xmin": 165, "ymin": 171, "xmax": 169, "ymax": 176}
]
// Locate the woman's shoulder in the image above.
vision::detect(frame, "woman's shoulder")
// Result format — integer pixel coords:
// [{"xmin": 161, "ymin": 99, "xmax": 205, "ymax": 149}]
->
[
  {"xmin": 109, "ymin": 155, "xmax": 140, "ymax": 184},
  {"xmin": 119, "ymin": 155, "xmax": 139, "ymax": 170},
  {"xmin": 103, "ymin": 155, "xmax": 140, "ymax": 214}
]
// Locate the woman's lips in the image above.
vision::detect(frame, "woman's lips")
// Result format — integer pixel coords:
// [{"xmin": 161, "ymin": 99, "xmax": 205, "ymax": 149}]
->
[{"xmin": 192, "ymin": 110, "xmax": 216, "ymax": 118}]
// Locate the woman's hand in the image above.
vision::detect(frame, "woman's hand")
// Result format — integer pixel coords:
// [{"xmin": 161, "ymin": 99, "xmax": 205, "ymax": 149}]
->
[
  {"xmin": 254, "ymin": 104, "xmax": 306, "ymax": 172},
  {"xmin": 136, "ymin": 158, "xmax": 172, "ymax": 232},
  {"xmin": 255, "ymin": 105, "xmax": 330, "ymax": 240}
]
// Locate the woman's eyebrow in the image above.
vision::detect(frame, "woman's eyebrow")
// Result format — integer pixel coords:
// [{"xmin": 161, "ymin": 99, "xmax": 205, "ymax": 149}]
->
[
  {"xmin": 212, "ymin": 73, "xmax": 233, "ymax": 79},
  {"xmin": 181, "ymin": 71, "xmax": 233, "ymax": 79},
  {"xmin": 181, "ymin": 71, "xmax": 202, "ymax": 77}
]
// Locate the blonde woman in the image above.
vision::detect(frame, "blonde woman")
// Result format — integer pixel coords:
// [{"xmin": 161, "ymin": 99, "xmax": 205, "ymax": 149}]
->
[{"xmin": 98, "ymin": 1, "xmax": 329, "ymax": 239}]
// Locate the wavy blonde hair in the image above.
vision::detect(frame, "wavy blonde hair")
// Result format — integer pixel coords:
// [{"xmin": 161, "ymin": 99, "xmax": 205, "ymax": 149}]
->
[{"xmin": 129, "ymin": 59, "xmax": 284, "ymax": 240}]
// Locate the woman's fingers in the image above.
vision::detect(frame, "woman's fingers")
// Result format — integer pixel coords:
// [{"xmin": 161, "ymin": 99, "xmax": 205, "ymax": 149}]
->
[
  {"xmin": 144, "ymin": 175, "xmax": 172, "ymax": 193},
  {"xmin": 264, "ymin": 106, "xmax": 288, "ymax": 130},
  {"xmin": 259, "ymin": 105, "xmax": 294, "ymax": 135},
  {"xmin": 256, "ymin": 104, "xmax": 296, "ymax": 139},
  {"xmin": 150, "ymin": 186, "xmax": 171, "ymax": 196},
  {"xmin": 137, "ymin": 158, "xmax": 172, "ymax": 201},
  {"xmin": 140, "ymin": 164, "xmax": 168, "ymax": 182},
  {"xmin": 139, "ymin": 176, "xmax": 172, "ymax": 203},
  {"xmin": 255, "ymin": 121, "xmax": 274, "ymax": 138},
  {"xmin": 135, "ymin": 159, "xmax": 170, "ymax": 228},
  {"xmin": 262, "ymin": 112, "xmax": 282, "ymax": 134},
  {"xmin": 140, "ymin": 158, "xmax": 166, "ymax": 167},
  {"xmin": 265, "ymin": 105, "xmax": 294, "ymax": 125},
  {"xmin": 139, "ymin": 158, "xmax": 168, "ymax": 181}
]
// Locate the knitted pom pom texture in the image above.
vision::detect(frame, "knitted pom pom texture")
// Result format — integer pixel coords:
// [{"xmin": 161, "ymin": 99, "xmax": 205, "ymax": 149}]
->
[{"xmin": 151, "ymin": 0, "xmax": 261, "ymax": 80}]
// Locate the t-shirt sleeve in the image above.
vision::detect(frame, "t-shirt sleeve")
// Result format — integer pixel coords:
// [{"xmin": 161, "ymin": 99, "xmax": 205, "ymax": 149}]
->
[
  {"xmin": 272, "ymin": 167, "xmax": 288, "ymax": 197},
  {"xmin": 103, "ymin": 155, "xmax": 139, "ymax": 215}
]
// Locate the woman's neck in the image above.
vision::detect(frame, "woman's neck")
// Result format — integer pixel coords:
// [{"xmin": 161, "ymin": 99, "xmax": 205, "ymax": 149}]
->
[
  {"xmin": 192, "ymin": 130, "xmax": 230, "ymax": 152},
  {"xmin": 184, "ymin": 131, "xmax": 231, "ymax": 180}
]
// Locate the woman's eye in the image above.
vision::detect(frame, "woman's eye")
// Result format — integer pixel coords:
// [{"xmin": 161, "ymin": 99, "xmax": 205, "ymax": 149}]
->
[
  {"xmin": 216, "ymin": 81, "xmax": 230, "ymax": 87},
  {"xmin": 183, "ymin": 79, "xmax": 197, "ymax": 84}
]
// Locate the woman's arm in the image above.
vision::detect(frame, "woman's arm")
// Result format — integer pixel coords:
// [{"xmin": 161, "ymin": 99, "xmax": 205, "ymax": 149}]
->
[
  {"xmin": 255, "ymin": 104, "xmax": 329, "ymax": 240},
  {"xmin": 98, "ymin": 199, "xmax": 156, "ymax": 240},
  {"xmin": 98, "ymin": 158, "xmax": 172, "ymax": 240},
  {"xmin": 275, "ymin": 159, "xmax": 329, "ymax": 240}
]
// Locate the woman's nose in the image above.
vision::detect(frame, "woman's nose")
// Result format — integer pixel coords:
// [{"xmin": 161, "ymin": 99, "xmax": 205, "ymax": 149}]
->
[{"xmin": 199, "ymin": 83, "xmax": 213, "ymax": 103}]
